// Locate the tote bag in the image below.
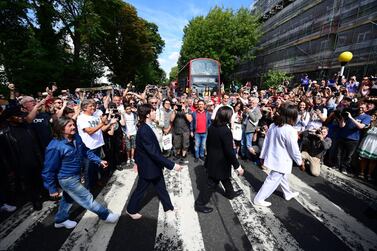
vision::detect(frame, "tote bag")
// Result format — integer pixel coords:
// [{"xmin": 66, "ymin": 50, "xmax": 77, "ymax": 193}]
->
[
  {"xmin": 162, "ymin": 133, "xmax": 173, "ymax": 150},
  {"xmin": 232, "ymin": 123, "xmax": 242, "ymax": 141}
]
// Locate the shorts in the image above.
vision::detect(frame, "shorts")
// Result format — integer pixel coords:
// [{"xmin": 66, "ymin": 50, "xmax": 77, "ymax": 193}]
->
[
  {"xmin": 173, "ymin": 132, "xmax": 190, "ymax": 151},
  {"xmin": 125, "ymin": 135, "xmax": 136, "ymax": 150}
]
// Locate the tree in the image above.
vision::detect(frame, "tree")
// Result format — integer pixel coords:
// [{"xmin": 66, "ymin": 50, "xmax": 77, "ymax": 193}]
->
[
  {"xmin": 0, "ymin": 0, "xmax": 164, "ymax": 93},
  {"xmin": 179, "ymin": 7, "xmax": 261, "ymax": 82},
  {"xmin": 169, "ymin": 66, "xmax": 178, "ymax": 82},
  {"xmin": 262, "ymin": 70, "xmax": 293, "ymax": 89},
  {"xmin": 90, "ymin": 0, "xmax": 165, "ymax": 87}
]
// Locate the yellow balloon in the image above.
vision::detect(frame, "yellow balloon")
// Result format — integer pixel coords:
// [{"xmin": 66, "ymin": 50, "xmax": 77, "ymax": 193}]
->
[{"xmin": 338, "ymin": 51, "xmax": 353, "ymax": 63}]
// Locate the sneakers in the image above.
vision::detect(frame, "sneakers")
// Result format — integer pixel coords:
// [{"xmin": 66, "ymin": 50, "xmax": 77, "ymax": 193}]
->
[
  {"xmin": 199, "ymin": 157, "xmax": 205, "ymax": 162},
  {"xmin": 285, "ymin": 192, "xmax": 299, "ymax": 201},
  {"xmin": 194, "ymin": 158, "xmax": 199, "ymax": 163},
  {"xmin": 105, "ymin": 212, "xmax": 120, "ymax": 223},
  {"xmin": 341, "ymin": 169, "xmax": 348, "ymax": 175},
  {"xmin": 253, "ymin": 200, "xmax": 272, "ymax": 207},
  {"xmin": 0, "ymin": 203, "xmax": 17, "ymax": 213},
  {"xmin": 126, "ymin": 211, "xmax": 142, "ymax": 220},
  {"xmin": 54, "ymin": 219, "xmax": 77, "ymax": 229}
]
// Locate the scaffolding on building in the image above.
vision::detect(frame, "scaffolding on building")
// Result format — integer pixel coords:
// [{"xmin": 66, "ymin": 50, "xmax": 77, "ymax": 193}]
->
[{"xmin": 236, "ymin": 0, "xmax": 377, "ymax": 84}]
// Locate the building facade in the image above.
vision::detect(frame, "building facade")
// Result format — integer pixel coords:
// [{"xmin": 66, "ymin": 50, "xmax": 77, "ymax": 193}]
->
[{"xmin": 236, "ymin": 0, "xmax": 377, "ymax": 84}]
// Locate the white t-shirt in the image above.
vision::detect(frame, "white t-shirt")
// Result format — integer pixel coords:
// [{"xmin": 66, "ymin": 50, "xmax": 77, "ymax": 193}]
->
[
  {"xmin": 93, "ymin": 109, "xmax": 103, "ymax": 118},
  {"xmin": 123, "ymin": 112, "xmax": 137, "ymax": 136},
  {"xmin": 77, "ymin": 113, "xmax": 104, "ymax": 150}
]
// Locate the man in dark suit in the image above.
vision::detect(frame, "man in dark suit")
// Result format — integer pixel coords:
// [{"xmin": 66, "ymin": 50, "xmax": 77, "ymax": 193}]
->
[
  {"xmin": 195, "ymin": 106, "xmax": 244, "ymax": 213},
  {"xmin": 126, "ymin": 104, "xmax": 183, "ymax": 220}
]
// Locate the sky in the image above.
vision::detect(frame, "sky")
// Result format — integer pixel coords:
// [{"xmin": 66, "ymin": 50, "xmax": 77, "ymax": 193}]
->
[{"xmin": 126, "ymin": 0, "xmax": 253, "ymax": 76}]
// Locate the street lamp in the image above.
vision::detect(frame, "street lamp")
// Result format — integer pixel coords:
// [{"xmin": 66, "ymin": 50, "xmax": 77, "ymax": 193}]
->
[{"xmin": 338, "ymin": 51, "xmax": 353, "ymax": 77}]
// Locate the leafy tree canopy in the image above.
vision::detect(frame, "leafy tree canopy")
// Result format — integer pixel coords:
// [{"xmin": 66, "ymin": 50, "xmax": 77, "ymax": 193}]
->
[
  {"xmin": 0, "ymin": 0, "xmax": 165, "ymax": 94},
  {"xmin": 262, "ymin": 70, "xmax": 293, "ymax": 89},
  {"xmin": 169, "ymin": 66, "xmax": 178, "ymax": 82},
  {"xmin": 179, "ymin": 7, "xmax": 261, "ymax": 82}
]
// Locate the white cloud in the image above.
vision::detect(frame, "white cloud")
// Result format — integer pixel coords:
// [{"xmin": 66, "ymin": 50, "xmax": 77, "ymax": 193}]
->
[{"xmin": 168, "ymin": 52, "xmax": 180, "ymax": 61}]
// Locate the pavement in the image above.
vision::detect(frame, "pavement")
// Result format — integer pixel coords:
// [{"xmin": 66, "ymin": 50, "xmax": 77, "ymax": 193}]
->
[{"xmin": 1, "ymin": 154, "xmax": 376, "ymax": 251}]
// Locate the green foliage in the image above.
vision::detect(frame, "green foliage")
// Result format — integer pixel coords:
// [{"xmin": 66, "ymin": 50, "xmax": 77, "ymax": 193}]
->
[
  {"xmin": 0, "ymin": 0, "xmax": 165, "ymax": 94},
  {"xmin": 169, "ymin": 66, "xmax": 178, "ymax": 82},
  {"xmin": 179, "ymin": 7, "xmax": 261, "ymax": 81},
  {"xmin": 262, "ymin": 70, "xmax": 293, "ymax": 89}
]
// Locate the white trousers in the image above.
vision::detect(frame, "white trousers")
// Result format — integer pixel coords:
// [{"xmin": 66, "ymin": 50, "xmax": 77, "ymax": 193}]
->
[{"xmin": 254, "ymin": 171, "xmax": 295, "ymax": 203}]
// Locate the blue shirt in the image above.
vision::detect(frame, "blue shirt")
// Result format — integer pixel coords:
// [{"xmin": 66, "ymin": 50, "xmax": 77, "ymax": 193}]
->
[
  {"xmin": 42, "ymin": 134, "xmax": 101, "ymax": 193},
  {"xmin": 339, "ymin": 113, "xmax": 371, "ymax": 141}
]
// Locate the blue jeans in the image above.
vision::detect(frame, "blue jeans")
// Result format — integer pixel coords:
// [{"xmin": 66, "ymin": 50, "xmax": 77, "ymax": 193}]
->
[
  {"xmin": 83, "ymin": 147, "xmax": 101, "ymax": 190},
  {"xmin": 194, "ymin": 133, "xmax": 207, "ymax": 158},
  {"xmin": 241, "ymin": 132, "xmax": 253, "ymax": 159},
  {"xmin": 55, "ymin": 175, "xmax": 109, "ymax": 223}
]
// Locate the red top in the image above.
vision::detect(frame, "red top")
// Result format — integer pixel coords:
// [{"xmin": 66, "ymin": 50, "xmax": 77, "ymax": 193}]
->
[{"xmin": 196, "ymin": 110, "xmax": 207, "ymax": 133}]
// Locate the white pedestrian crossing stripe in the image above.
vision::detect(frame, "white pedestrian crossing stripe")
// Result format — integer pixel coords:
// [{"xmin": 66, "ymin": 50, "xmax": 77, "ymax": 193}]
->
[
  {"xmin": 0, "ymin": 201, "xmax": 56, "ymax": 250},
  {"xmin": 0, "ymin": 165, "xmax": 376, "ymax": 251},
  {"xmin": 229, "ymin": 171, "xmax": 303, "ymax": 251},
  {"xmin": 154, "ymin": 167, "xmax": 205, "ymax": 251},
  {"xmin": 320, "ymin": 166, "xmax": 377, "ymax": 204},
  {"xmin": 289, "ymin": 173, "xmax": 377, "ymax": 250},
  {"xmin": 59, "ymin": 169, "xmax": 138, "ymax": 251}
]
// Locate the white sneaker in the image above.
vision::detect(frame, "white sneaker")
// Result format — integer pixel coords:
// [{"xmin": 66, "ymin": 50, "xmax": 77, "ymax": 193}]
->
[
  {"xmin": 253, "ymin": 200, "xmax": 272, "ymax": 207},
  {"xmin": 126, "ymin": 210, "xmax": 142, "ymax": 220},
  {"xmin": 54, "ymin": 219, "xmax": 77, "ymax": 229},
  {"xmin": 285, "ymin": 192, "xmax": 299, "ymax": 201},
  {"xmin": 105, "ymin": 212, "xmax": 120, "ymax": 223},
  {"xmin": 0, "ymin": 204, "xmax": 17, "ymax": 213}
]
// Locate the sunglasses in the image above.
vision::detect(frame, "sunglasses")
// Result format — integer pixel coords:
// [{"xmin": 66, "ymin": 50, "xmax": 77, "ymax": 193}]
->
[{"xmin": 151, "ymin": 102, "xmax": 157, "ymax": 104}]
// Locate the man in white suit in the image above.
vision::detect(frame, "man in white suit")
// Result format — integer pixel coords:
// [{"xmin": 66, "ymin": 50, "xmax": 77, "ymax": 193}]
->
[{"xmin": 254, "ymin": 103, "xmax": 305, "ymax": 207}]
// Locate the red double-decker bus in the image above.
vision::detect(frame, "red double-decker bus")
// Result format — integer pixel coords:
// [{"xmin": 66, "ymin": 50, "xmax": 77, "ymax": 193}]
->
[{"xmin": 177, "ymin": 58, "xmax": 221, "ymax": 96}]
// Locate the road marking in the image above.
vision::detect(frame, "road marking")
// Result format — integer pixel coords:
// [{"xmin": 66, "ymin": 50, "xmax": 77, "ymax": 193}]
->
[
  {"xmin": 0, "ymin": 201, "xmax": 57, "ymax": 250},
  {"xmin": 59, "ymin": 169, "xmax": 137, "ymax": 251},
  {"xmin": 0, "ymin": 203, "xmax": 33, "ymax": 240},
  {"xmin": 154, "ymin": 167, "xmax": 205, "ymax": 251},
  {"xmin": 289, "ymin": 173, "xmax": 377, "ymax": 250},
  {"xmin": 228, "ymin": 171, "xmax": 302, "ymax": 251},
  {"xmin": 320, "ymin": 166, "xmax": 377, "ymax": 205}
]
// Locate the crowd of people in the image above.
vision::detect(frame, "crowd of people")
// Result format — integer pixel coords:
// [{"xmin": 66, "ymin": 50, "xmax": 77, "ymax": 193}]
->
[{"xmin": 0, "ymin": 74, "xmax": 376, "ymax": 220}]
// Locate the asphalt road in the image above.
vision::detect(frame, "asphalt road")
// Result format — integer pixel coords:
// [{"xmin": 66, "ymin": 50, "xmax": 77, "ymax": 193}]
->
[{"xmin": 1, "ymin": 154, "xmax": 376, "ymax": 251}]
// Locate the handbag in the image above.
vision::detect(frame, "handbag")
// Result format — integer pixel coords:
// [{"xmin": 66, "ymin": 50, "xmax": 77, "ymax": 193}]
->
[
  {"xmin": 162, "ymin": 133, "xmax": 173, "ymax": 150},
  {"xmin": 232, "ymin": 123, "xmax": 242, "ymax": 141}
]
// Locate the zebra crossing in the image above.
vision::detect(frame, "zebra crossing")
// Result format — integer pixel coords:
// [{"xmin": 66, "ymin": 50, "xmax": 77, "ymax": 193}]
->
[{"xmin": 0, "ymin": 158, "xmax": 376, "ymax": 251}]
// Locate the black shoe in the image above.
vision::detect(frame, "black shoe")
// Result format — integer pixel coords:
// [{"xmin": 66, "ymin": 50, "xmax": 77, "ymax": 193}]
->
[
  {"xmin": 116, "ymin": 164, "xmax": 123, "ymax": 171},
  {"xmin": 194, "ymin": 158, "xmax": 199, "ymax": 163},
  {"xmin": 173, "ymin": 155, "xmax": 181, "ymax": 161},
  {"xmin": 194, "ymin": 204, "xmax": 213, "ymax": 213},
  {"xmin": 226, "ymin": 190, "xmax": 243, "ymax": 200},
  {"xmin": 199, "ymin": 157, "xmax": 205, "ymax": 162}
]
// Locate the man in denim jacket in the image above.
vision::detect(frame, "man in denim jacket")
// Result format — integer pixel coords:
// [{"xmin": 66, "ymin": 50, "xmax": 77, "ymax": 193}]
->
[{"xmin": 42, "ymin": 117, "xmax": 119, "ymax": 229}]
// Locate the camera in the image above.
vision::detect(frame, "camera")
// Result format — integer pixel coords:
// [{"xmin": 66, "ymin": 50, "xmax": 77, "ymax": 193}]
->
[{"xmin": 175, "ymin": 104, "xmax": 182, "ymax": 112}]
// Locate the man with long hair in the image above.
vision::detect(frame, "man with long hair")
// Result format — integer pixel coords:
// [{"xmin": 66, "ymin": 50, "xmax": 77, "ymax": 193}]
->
[
  {"xmin": 253, "ymin": 103, "xmax": 305, "ymax": 207},
  {"xmin": 42, "ymin": 117, "xmax": 119, "ymax": 229}
]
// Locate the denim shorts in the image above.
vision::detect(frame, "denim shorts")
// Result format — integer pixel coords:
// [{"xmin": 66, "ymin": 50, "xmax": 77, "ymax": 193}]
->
[{"xmin": 125, "ymin": 135, "xmax": 136, "ymax": 150}]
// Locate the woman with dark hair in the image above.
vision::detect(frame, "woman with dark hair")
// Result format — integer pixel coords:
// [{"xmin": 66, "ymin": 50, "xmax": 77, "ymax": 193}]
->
[
  {"xmin": 126, "ymin": 104, "xmax": 183, "ymax": 220},
  {"xmin": 195, "ymin": 106, "xmax": 245, "ymax": 213},
  {"xmin": 42, "ymin": 117, "xmax": 120, "ymax": 229},
  {"xmin": 253, "ymin": 102, "xmax": 305, "ymax": 207},
  {"xmin": 231, "ymin": 101, "xmax": 244, "ymax": 158}
]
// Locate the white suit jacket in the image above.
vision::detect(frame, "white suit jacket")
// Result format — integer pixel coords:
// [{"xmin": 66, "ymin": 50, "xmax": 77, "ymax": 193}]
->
[{"xmin": 260, "ymin": 123, "xmax": 302, "ymax": 174}]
